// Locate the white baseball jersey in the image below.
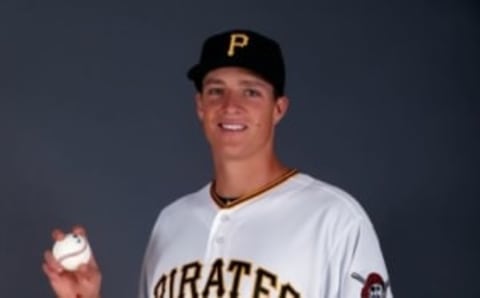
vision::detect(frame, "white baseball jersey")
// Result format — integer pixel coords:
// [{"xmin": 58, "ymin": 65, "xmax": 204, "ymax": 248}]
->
[{"xmin": 138, "ymin": 171, "xmax": 393, "ymax": 298}]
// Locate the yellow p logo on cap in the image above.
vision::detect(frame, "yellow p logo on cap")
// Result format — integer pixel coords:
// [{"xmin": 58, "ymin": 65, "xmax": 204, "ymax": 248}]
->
[{"xmin": 227, "ymin": 33, "xmax": 249, "ymax": 56}]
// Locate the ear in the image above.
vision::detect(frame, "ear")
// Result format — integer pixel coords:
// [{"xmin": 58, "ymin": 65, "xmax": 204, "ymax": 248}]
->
[
  {"xmin": 273, "ymin": 96, "xmax": 289, "ymax": 125},
  {"xmin": 195, "ymin": 93, "xmax": 204, "ymax": 121}
]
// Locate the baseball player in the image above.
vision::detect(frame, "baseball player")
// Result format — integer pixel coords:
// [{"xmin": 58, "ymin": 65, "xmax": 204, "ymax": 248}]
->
[
  {"xmin": 43, "ymin": 29, "xmax": 393, "ymax": 298},
  {"xmin": 140, "ymin": 29, "xmax": 393, "ymax": 298}
]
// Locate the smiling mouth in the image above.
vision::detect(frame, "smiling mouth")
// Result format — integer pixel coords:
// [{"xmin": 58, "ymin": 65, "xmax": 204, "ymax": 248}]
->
[{"xmin": 218, "ymin": 123, "xmax": 247, "ymax": 131}]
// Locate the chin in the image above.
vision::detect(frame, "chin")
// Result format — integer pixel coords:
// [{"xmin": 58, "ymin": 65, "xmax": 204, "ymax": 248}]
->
[{"xmin": 212, "ymin": 147, "xmax": 251, "ymax": 161}]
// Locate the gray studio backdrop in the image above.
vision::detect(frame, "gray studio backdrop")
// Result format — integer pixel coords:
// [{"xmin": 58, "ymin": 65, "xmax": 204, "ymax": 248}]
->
[{"xmin": 1, "ymin": 1, "xmax": 479, "ymax": 297}]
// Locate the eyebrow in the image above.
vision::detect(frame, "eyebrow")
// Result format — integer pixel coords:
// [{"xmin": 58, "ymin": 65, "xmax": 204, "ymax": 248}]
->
[
  {"xmin": 203, "ymin": 78, "xmax": 269, "ymax": 89},
  {"xmin": 238, "ymin": 80, "xmax": 269, "ymax": 88},
  {"xmin": 203, "ymin": 78, "xmax": 225, "ymax": 85}
]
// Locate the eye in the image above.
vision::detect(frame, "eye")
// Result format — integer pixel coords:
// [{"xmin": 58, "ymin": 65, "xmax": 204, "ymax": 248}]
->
[
  {"xmin": 244, "ymin": 88, "xmax": 262, "ymax": 97},
  {"xmin": 205, "ymin": 87, "xmax": 224, "ymax": 96}
]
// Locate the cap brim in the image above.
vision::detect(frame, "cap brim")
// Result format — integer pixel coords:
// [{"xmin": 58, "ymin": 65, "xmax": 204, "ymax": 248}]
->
[{"xmin": 187, "ymin": 59, "xmax": 269, "ymax": 87}]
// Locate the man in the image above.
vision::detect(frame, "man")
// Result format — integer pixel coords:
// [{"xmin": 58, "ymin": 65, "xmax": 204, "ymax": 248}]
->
[{"xmin": 43, "ymin": 29, "xmax": 392, "ymax": 298}]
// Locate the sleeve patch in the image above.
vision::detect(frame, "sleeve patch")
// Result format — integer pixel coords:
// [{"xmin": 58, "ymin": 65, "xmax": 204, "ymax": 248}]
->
[{"xmin": 351, "ymin": 272, "xmax": 390, "ymax": 298}]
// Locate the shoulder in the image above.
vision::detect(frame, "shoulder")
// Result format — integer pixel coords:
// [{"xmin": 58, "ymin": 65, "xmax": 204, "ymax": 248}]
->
[
  {"xmin": 288, "ymin": 173, "xmax": 371, "ymax": 223},
  {"xmin": 148, "ymin": 183, "xmax": 211, "ymax": 233},
  {"xmin": 159, "ymin": 183, "xmax": 210, "ymax": 220}
]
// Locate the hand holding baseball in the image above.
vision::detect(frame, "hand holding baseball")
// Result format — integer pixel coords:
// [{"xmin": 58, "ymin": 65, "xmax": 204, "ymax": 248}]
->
[{"xmin": 42, "ymin": 226, "xmax": 102, "ymax": 298}]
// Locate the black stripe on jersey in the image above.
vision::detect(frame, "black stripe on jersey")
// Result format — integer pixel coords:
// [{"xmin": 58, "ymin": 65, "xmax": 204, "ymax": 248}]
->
[{"xmin": 210, "ymin": 168, "xmax": 299, "ymax": 209}]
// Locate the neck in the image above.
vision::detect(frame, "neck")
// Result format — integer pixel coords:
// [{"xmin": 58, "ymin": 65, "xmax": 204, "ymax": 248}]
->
[{"xmin": 212, "ymin": 153, "xmax": 289, "ymax": 198}]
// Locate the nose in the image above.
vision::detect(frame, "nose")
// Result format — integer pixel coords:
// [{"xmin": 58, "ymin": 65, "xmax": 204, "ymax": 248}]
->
[{"xmin": 221, "ymin": 91, "xmax": 242, "ymax": 112}]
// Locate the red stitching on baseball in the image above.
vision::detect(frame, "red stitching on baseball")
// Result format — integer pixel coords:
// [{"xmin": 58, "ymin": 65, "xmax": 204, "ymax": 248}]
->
[{"xmin": 57, "ymin": 241, "xmax": 89, "ymax": 263}]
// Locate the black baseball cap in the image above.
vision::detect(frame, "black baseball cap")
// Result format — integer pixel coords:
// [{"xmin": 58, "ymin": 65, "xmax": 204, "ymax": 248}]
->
[{"xmin": 187, "ymin": 29, "xmax": 286, "ymax": 96}]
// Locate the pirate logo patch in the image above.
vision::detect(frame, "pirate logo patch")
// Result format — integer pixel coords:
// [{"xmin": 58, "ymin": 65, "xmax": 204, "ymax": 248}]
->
[{"xmin": 351, "ymin": 272, "xmax": 390, "ymax": 298}]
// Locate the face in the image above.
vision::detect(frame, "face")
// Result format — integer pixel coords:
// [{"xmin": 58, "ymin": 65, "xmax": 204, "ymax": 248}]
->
[
  {"xmin": 195, "ymin": 67, "xmax": 289, "ymax": 161},
  {"xmin": 369, "ymin": 283, "xmax": 385, "ymax": 298}
]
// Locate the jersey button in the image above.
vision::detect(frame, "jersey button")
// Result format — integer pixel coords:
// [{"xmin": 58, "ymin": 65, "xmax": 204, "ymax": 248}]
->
[
  {"xmin": 220, "ymin": 214, "xmax": 230, "ymax": 222},
  {"xmin": 216, "ymin": 236, "xmax": 225, "ymax": 244}
]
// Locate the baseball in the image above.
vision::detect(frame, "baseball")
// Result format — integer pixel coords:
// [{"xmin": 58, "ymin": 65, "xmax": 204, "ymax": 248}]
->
[{"xmin": 52, "ymin": 233, "xmax": 92, "ymax": 271}]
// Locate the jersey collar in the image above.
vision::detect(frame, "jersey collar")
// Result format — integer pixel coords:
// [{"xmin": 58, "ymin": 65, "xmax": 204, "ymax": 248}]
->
[{"xmin": 210, "ymin": 168, "xmax": 299, "ymax": 209}]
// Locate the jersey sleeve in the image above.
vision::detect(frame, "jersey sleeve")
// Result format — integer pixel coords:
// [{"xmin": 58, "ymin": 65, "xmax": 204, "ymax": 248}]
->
[
  {"xmin": 330, "ymin": 216, "xmax": 393, "ymax": 298},
  {"xmin": 137, "ymin": 214, "xmax": 162, "ymax": 298},
  {"xmin": 137, "ymin": 260, "xmax": 149, "ymax": 298}
]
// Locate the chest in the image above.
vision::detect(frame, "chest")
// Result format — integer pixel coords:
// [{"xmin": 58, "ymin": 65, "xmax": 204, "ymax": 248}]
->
[{"xmin": 148, "ymin": 201, "xmax": 338, "ymax": 298}]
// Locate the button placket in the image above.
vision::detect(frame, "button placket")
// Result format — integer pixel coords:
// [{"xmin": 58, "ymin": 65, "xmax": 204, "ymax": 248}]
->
[
  {"xmin": 204, "ymin": 210, "xmax": 233, "ymax": 261},
  {"xmin": 215, "ymin": 210, "xmax": 231, "ymax": 244}
]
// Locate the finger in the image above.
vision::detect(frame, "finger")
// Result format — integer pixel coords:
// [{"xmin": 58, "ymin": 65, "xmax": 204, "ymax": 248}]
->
[
  {"xmin": 44, "ymin": 250, "xmax": 64, "ymax": 273},
  {"xmin": 51, "ymin": 229, "xmax": 65, "ymax": 241},
  {"xmin": 76, "ymin": 263, "xmax": 94, "ymax": 280},
  {"xmin": 72, "ymin": 225, "xmax": 87, "ymax": 237},
  {"xmin": 76, "ymin": 263, "xmax": 101, "ymax": 283},
  {"xmin": 42, "ymin": 262, "xmax": 63, "ymax": 281}
]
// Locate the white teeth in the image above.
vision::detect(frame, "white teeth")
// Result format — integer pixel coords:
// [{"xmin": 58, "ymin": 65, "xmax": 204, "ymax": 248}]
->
[{"xmin": 220, "ymin": 123, "xmax": 246, "ymax": 131}]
